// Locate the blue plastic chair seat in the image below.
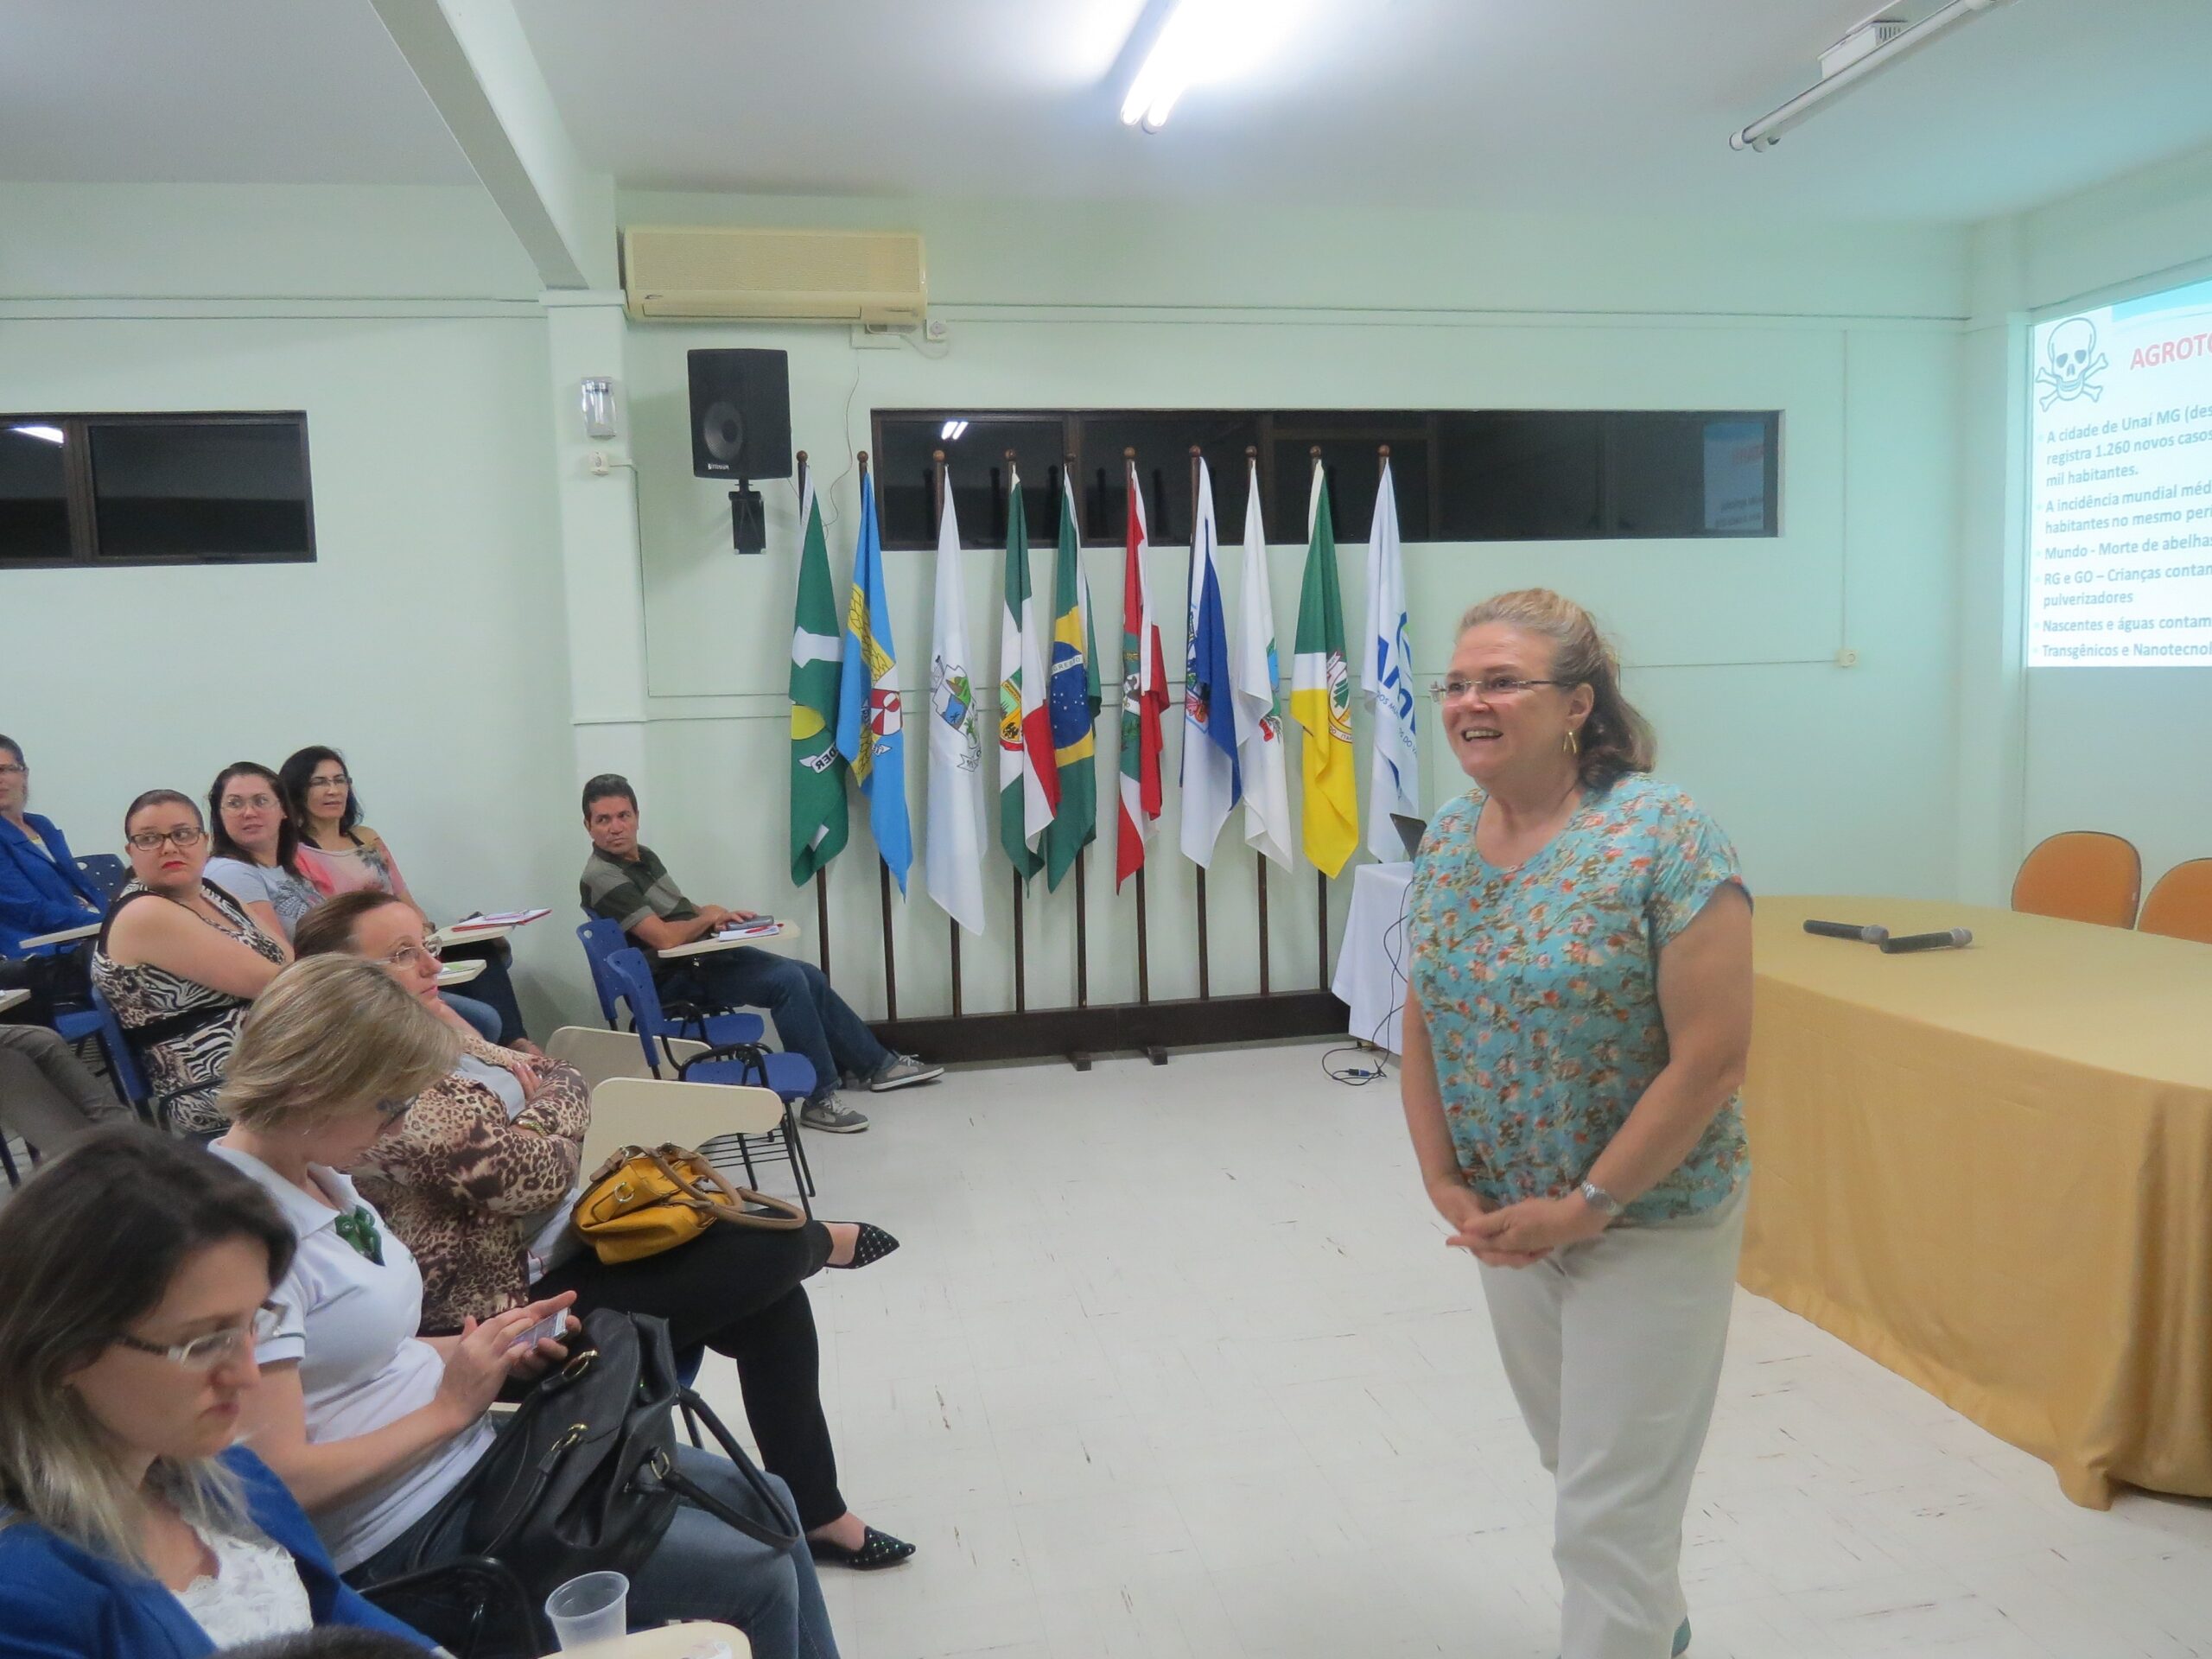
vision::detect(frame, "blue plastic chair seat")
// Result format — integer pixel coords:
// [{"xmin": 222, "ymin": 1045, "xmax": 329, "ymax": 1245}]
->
[{"xmin": 679, "ymin": 1049, "xmax": 815, "ymax": 1103}]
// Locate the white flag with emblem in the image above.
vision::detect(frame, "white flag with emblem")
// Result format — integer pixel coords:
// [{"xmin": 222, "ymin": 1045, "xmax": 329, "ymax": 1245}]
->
[
  {"xmin": 926, "ymin": 474, "xmax": 988, "ymax": 935},
  {"xmin": 1363, "ymin": 456, "xmax": 1419, "ymax": 860}
]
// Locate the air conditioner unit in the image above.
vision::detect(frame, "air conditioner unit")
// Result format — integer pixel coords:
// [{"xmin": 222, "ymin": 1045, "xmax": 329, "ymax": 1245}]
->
[{"xmin": 621, "ymin": 226, "xmax": 928, "ymax": 326}]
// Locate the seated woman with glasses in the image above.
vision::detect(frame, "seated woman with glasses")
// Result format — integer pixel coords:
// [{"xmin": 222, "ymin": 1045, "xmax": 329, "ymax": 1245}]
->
[
  {"xmin": 0, "ymin": 1128, "xmax": 434, "ymax": 1656},
  {"xmin": 92, "ymin": 791, "xmax": 287, "ymax": 1136},
  {"xmin": 293, "ymin": 891, "xmax": 916, "ymax": 1573},
  {"xmin": 211, "ymin": 957, "xmax": 847, "ymax": 1659},
  {"xmin": 276, "ymin": 747, "xmax": 528, "ymax": 1048},
  {"xmin": 206, "ymin": 763, "xmax": 505, "ymax": 1047},
  {"xmin": 0, "ymin": 731, "xmax": 109, "ymax": 956}
]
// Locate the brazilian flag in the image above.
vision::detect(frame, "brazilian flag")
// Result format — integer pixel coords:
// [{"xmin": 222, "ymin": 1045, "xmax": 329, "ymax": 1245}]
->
[{"xmin": 1042, "ymin": 470, "xmax": 1099, "ymax": 890}]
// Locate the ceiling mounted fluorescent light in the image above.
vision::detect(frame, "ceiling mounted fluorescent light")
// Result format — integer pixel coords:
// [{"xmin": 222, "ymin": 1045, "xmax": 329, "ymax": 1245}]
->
[
  {"xmin": 1120, "ymin": 0, "xmax": 1274, "ymax": 133},
  {"xmin": 1730, "ymin": 0, "xmax": 2016, "ymax": 152},
  {"xmin": 9, "ymin": 424, "xmax": 65, "ymax": 444}
]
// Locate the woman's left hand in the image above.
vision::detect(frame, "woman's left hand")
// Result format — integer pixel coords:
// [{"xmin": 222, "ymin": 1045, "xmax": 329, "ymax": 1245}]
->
[
  {"xmin": 1451, "ymin": 1194, "xmax": 1609, "ymax": 1262},
  {"xmin": 495, "ymin": 1050, "xmax": 541, "ymax": 1093}
]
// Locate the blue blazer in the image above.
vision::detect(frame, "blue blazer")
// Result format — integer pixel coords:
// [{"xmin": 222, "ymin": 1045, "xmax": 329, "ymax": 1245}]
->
[
  {"xmin": 0, "ymin": 813, "xmax": 106, "ymax": 954},
  {"xmin": 0, "ymin": 1446, "xmax": 432, "ymax": 1657}
]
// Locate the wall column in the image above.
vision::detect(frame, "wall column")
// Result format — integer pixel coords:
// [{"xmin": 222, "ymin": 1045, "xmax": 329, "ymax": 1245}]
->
[{"xmin": 543, "ymin": 289, "xmax": 651, "ymax": 798}]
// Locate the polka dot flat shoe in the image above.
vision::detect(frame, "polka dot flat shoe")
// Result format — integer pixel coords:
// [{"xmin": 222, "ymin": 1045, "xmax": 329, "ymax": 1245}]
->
[
  {"xmin": 827, "ymin": 1222, "xmax": 899, "ymax": 1269},
  {"xmin": 808, "ymin": 1526, "xmax": 916, "ymax": 1570}
]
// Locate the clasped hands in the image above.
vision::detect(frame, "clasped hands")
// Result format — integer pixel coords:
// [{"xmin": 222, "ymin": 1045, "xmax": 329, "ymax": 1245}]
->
[{"xmin": 1429, "ymin": 1179, "xmax": 1610, "ymax": 1267}]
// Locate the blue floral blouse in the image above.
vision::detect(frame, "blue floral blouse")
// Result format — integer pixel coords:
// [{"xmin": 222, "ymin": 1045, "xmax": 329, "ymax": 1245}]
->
[{"xmin": 1407, "ymin": 772, "xmax": 1751, "ymax": 1224}]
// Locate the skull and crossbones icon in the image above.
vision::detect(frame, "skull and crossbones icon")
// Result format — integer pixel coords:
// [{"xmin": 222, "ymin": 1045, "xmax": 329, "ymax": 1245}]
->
[{"xmin": 2037, "ymin": 317, "xmax": 2108, "ymax": 410}]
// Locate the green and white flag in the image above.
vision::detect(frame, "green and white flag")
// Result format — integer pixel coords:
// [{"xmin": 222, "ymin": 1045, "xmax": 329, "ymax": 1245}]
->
[{"xmin": 789, "ymin": 474, "xmax": 849, "ymax": 884}]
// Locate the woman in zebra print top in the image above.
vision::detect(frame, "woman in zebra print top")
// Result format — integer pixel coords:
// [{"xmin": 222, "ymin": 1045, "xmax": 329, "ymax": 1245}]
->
[{"xmin": 92, "ymin": 789, "xmax": 287, "ymax": 1135}]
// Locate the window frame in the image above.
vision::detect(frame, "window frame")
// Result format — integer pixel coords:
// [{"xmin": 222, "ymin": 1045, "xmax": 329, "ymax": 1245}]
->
[{"xmin": 0, "ymin": 410, "xmax": 316, "ymax": 569}]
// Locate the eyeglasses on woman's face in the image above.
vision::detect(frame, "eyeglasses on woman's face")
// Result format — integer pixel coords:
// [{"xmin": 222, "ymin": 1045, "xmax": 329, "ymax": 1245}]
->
[
  {"xmin": 113, "ymin": 1302, "xmax": 285, "ymax": 1371},
  {"xmin": 1428, "ymin": 677, "xmax": 1567, "ymax": 705},
  {"xmin": 221, "ymin": 792, "xmax": 278, "ymax": 814},
  {"xmin": 0, "ymin": 763, "xmax": 25, "ymax": 778},
  {"xmin": 382, "ymin": 939, "xmax": 442, "ymax": 971},
  {"xmin": 308, "ymin": 772, "xmax": 351, "ymax": 791},
  {"xmin": 125, "ymin": 826, "xmax": 207, "ymax": 851}
]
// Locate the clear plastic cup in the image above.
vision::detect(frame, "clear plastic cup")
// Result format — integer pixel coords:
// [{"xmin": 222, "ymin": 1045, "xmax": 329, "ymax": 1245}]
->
[{"xmin": 544, "ymin": 1569, "xmax": 629, "ymax": 1649}]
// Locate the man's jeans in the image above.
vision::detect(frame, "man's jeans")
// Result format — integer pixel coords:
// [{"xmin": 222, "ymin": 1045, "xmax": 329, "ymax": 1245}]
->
[{"xmin": 669, "ymin": 948, "xmax": 892, "ymax": 1093}]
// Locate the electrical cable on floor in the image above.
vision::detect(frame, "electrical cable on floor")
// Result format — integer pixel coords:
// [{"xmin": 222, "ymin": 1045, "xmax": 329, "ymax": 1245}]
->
[{"xmin": 1322, "ymin": 882, "xmax": 1412, "ymax": 1088}]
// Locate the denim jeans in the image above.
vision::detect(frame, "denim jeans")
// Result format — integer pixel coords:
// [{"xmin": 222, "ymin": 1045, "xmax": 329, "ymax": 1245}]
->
[
  {"xmin": 670, "ymin": 950, "xmax": 892, "ymax": 1092},
  {"xmin": 441, "ymin": 993, "xmax": 501, "ymax": 1044},
  {"xmin": 349, "ymin": 1455, "xmax": 839, "ymax": 1659}
]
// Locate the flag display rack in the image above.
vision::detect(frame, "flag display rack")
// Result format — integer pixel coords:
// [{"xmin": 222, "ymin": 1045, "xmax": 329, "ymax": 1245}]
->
[{"xmin": 800, "ymin": 439, "xmax": 1380, "ymax": 1071}]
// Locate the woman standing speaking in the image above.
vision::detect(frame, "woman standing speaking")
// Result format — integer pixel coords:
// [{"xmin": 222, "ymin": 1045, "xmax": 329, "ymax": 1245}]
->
[{"xmin": 1402, "ymin": 589, "xmax": 1752, "ymax": 1659}]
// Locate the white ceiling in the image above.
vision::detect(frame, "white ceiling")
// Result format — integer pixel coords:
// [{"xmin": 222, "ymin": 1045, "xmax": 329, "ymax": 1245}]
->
[
  {"xmin": 4, "ymin": 1, "xmax": 2211, "ymax": 223},
  {"xmin": 0, "ymin": 1, "xmax": 474, "ymax": 185}
]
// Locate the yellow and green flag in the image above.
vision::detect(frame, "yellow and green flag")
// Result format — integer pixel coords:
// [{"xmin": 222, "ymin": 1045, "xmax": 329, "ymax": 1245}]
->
[
  {"xmin": 1292, "ymin": 459, "xmax": 1357, "ymax": 877},
  {"xmin": 788, "ymin": 474, "xmax": 849, "ymax": 884}
]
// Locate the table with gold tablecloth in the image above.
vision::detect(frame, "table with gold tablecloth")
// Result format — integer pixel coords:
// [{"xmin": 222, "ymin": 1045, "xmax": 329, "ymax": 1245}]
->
[{"xmin": 1742, "ymin": 895, "xmax": 2212, "ymax": 1508}]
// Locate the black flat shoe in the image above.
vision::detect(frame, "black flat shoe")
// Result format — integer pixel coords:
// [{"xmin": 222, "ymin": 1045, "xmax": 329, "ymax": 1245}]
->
[
  {"xmin": 827, "ymin": 1222, "xmax": 899, "ymax": 1269},
  {"xmin": 808, "ymin": 1526, "xmax": 915, "ymax": 1570}
]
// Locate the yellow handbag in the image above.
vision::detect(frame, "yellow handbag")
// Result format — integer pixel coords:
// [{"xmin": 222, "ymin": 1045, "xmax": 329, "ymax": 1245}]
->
[{"xmin": 569, "ymin": 1143, "xmax": 808, "ymax": 1265}]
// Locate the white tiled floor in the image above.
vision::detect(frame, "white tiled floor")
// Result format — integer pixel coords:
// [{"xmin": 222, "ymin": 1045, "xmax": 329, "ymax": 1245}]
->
[{"xmin": 686, "ymin": 1042, "xmax": 2212, "ymax": 1659}]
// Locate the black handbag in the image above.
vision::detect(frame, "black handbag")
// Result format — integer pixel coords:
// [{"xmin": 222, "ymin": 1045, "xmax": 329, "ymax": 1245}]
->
[{"xmin": 400, "ymin": 1308, "xmax": 798, "ymax": 1605}]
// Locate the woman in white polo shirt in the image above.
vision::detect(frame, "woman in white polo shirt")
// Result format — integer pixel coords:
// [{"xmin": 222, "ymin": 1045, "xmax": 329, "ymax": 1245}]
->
[{"xmin": 213, "ymin": 957, "xmax": 844, "ymax": 1659}]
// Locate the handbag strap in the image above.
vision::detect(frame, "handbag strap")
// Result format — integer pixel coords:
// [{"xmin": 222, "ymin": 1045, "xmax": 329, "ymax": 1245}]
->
[
  {"xmin": 654, "ymin": 1387, "xmax": 801, "ymax": 1550},
  {"xmin": 645, "ymin": 1146, "xmax": 808, "ymax": 1231}
]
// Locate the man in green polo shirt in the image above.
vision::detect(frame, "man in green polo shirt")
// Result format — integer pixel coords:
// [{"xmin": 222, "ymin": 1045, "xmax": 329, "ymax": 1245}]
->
[{"xmin": 580, "ymin": 774, "xmax": 940, "ymax": 1133}]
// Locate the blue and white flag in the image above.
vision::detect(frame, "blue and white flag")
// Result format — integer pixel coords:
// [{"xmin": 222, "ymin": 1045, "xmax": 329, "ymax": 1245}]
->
[
  {"xmin": 1362, "ymin": 455, "xmax": 1418, "ymax": 861},
  {"xmin": 836, "ymin": 469, "xmax": 912, "ymax": 893},
  {"xmin": 1179, "ymin": 456, "xmax": 1242, "ymax": 868}
]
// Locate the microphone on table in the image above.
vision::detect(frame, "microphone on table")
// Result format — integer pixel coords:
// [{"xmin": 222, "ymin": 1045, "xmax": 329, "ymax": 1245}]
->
[
  {"xmin": 1878, "ymin": 927, "xmax": 1973, "ymax": 955},
  {"xmin": 1802, "ymin": 919, "xmax": 1890, "ymax": 944}
]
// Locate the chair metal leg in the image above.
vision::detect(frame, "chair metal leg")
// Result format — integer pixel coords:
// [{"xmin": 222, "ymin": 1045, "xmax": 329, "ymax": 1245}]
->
[{"xmin": 784, "ymin": 1106, "xmax": 817, "ymax": 1208}]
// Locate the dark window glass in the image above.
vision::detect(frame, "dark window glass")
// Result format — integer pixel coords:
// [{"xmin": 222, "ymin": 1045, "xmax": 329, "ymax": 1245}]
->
[
  {"xmin": 873, "ymin": 407, "xmax": 1777, "ymax": 545},
  {"xmin": 0, "ymin": 423, "xmax": 73, "ymax": 562},
  {"xmin": 88, "ymin": 419, "xmax": 312, "ymax": 560},
  {"xmin": 1075, "ymin": 413, "xmax": 1262, "ymax": 547},
  {"xmin": 1269, "ymin": 414, "xmax": 1433, "ymax": 546},
  {"xmin": 876, "ymin": 415, "xmax": 1067, "ymax": 548}
]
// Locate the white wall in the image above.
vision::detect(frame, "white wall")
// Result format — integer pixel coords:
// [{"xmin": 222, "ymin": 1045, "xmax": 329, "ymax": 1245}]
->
[
  {"xmin": 1956, "ymin": 143, "xmax": 2212, "ymax": 903},
  {"xmin": 616, "ymin": 191, "xmax": 1970, "ymax": 1020},
  {"xmin": 0, "ymin": 178, "xmax": 1981, "ymax": 1033},
  {"xmin": 0, "ymin": 187, "xmax": 588, "ymax": 1027}
]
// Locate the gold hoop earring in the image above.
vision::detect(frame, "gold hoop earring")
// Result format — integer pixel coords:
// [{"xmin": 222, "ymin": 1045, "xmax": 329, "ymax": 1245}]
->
[{"xmin": 1564, "ymin": 728, "xmax": 1580, "ymax": 756}]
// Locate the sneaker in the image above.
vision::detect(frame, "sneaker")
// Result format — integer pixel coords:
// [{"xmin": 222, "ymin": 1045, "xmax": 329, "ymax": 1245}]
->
[
  {"xmin": 800, "ymin": 1094, "xmax": 870, "ymax": 1134},
  {"xmin": 868, "ymin": 1052, "xmax": 944, "ymax": 1092}
]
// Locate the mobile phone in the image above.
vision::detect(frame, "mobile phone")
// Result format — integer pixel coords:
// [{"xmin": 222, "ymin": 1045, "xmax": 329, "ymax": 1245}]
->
[{"xmin": 511, "ymin": 1310, "xmax": 565, "ymax": 1351}]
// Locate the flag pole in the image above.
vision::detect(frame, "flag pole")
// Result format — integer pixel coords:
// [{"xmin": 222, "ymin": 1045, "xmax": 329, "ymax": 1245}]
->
[
  {"xmin": 796, "ymin": 449, "xmax": 833, "ymax": 981},
  {"xmin": 1067, "ymin": 449, "xmax": 1090, "ymax": 1011},
  {"xmin": 933, "ymin": 448, "xmax": 963, "ymax": 1018},
  {"xmin": 1247, "ymin": 442, "xmax": 1270, "ymax": 995},
  {"xmin": 1190, "ymin": 444, "xmax": 1210, "ymax": 1001},
  {"xmin": 1125, "ymin": 446, "xmax": 1152, "ymax": 1007},
  {"xmin": 1007, "ymin": 448, "xmax": 1028, "ymax": 1015},
  {"xmin": 1312, "ymin": 445, "xmax": 1330, "ymax": 990},
  {"xmin": 858, "ymin": 448, "xmax": 899, "ymax": 1022}
]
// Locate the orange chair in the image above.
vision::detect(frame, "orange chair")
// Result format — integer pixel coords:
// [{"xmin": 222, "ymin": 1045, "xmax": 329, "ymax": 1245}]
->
[
  {"xmin": 2138, "ymin": 859, "xmax": 2212, "ymax": 944},
  {"xmin": 2011, "ymin": 831, "xmax": 2142, "ymax": 929}
]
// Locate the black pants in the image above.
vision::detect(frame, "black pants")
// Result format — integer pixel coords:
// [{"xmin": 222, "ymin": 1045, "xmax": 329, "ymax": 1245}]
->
[{"xmin": 537, "ymin": 1220, "xmax": 844, "ymax": 1529}]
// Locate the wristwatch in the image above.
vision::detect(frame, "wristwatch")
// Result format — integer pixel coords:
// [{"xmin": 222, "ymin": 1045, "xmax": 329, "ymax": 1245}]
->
[{"xmin": 1577, "ymin": 1179, "xmax": 1623, "ymax": 1222}]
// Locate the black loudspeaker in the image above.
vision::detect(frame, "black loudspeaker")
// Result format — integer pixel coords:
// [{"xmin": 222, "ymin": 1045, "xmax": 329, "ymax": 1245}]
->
[{"xmin": 686, "ymin": 349, "xmax": 792, "ymax": 481}]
